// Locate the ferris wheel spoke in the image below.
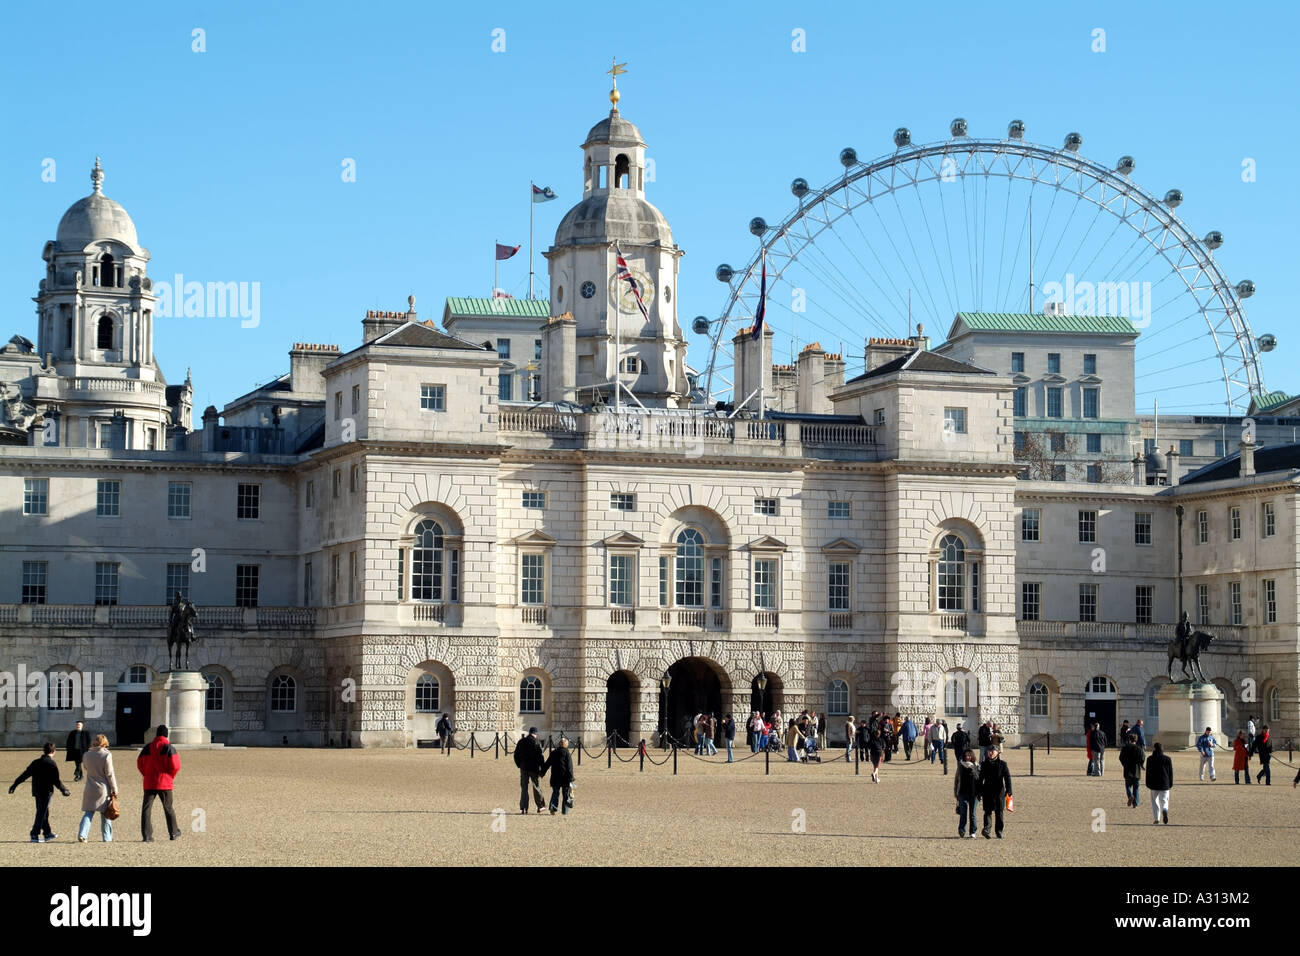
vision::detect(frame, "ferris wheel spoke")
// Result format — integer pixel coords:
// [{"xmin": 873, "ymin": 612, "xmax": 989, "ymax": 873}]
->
[{"xmin": 906, "ymin": 181, "xmax": 959, "ymax": 320}]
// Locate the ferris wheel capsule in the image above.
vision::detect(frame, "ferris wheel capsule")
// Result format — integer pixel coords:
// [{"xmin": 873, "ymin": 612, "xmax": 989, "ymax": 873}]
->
[
  {"xmin": 749, "ymin": 217, "xmax": 768, "ymax": 236},
  {"xmin": 1164, "ymin": 189, "xmax": 1183, "ymax": 208},
  {"xmin": 1236, "ymin": 279, "xmax": 1256, "ymax": 299},
  {"xmin": 893, "ymin": 127, "xmax": 911, "ymax": 148},
  {"xmin": 1257, "ymin": 333, "xmax": 1277, "ymax": 352},
  {"xmin": 1204, "ymin": 231, "xmax": 1224, "ymax": 250},
  {"xmin": 950, "ymin": 118, "xmax": 968, "ymax": 137},
  {"xmin": 691, "ymin": 315, "xmax": 711, "ymax": 336},
  {"xmin": 1007, "ymin": 119, "xmax": 1025, "ymax": 139},
  {"xmin": 791, "ymin": 177, "xmax": 809, "ymax": 198},
  {"xmin": 715, "ymin": 264, "xmax": 734, "ymax": 283},
  {"xmin": 1116, "ymin": 156, "xmax": 1135, "ymax": 176},
  {"xmin": 839, "ymin": 147, "xmax": 858, "ymax": 167},
  {"xmin": 1064, "ymin": 132, "xmax": 1083, "ymax": 151}
]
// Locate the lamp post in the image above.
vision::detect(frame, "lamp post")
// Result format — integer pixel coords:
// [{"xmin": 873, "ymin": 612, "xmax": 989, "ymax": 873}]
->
[
  {"xmin": 659, "ymin": 672, "xmax": 672, "ymax": 749},
  {"xmin": 1175, "ymin": 505, "xmax": 1185, "ymax": 619}
]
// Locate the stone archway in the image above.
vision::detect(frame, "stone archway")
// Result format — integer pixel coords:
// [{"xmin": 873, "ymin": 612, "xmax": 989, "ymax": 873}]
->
[
  {"xmin": 605, "ymin": 671, "xmax": 635, "ymax": 746},
  {"xmin": 663, "ymin": 657, "xmax": 730, "ymax": 746}
]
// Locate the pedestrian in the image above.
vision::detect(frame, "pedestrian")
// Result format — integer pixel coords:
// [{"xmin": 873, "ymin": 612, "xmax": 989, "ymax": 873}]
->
[
  {"xmin": 920, "ymin": 717, "xmax": 933, "ymax": 757},
  {"xmin": 1146, "ymin": 741, "xmax": 1173, "ymax": 824},
  {"xmin": 949, "ymin": 723, "xmax": 968, "ymax": 767},
  {"xmin": 977, "ymin": 721, "xmax": 993, "ymax": 762},
  {"xmin": 1118, "ymin": 734, "xmax": 1145, "ymax": 808},
  {"xmin": 901, "ymin": 715, "xmax": 917, "ymax": 760},
  {"xmin": 881, "ymin": 715, "xmax": 894, "ymax": 763},
  {"xmin": 513, "ymin": 727, "xmax": 546, "ymax": 814},
  {"xmin": 1245, "ymin": 715, "xmax": 1257, "ymax": 752},
  {"xmin": 65, "ymin": 720, "xmax": 91, "ymax": 783},
  {"xmin": 1089, "ymin": 723, "xmax": 1108, "ymax": 777},
  {"xmin": 1196, "ymin": 726, "xmax": 1218, "ymax": 782},
  {"xmin": 977, "ymin": 746, "xmax": 1013, "ymax": 838},
  {"xmin": 954, "ymin": 748, "xmax": 980, "ymax": 838},
  {"xmin": 857, "ymin": 718, "xmax": 871, "ymax": 763},
  {"xmin": 748, "ymin": 711, "xmax": 761, "ymax": 753},
  {"xmin": 436, "ymin": 712, "xmax": 452, "ymax": 752},
  {"xmin": 78, "ymin": 734, "xmax": 117, "ymax": 842},
  {"xmin": 937, "ymin": 720, "xmax": 950, "ymax": 773},
  {"xmin": 1254, "ymin": 725, "xmax": 1273, "ymax": 785},
  {"xmin": 785, "ymin": 719, "xmax": 803, "ymax": 763},
  {"xmin": 1231, "ymin": 730, "xmax": 1251, "ymax": 785},
  {"xmin": 723, "ymin": 713, "xmax": 736, "ymax": 763},
  {"xmin": 8, "ymin": 742, "xmax": 71, "ymax": 843},
  {"xmin": 1118, "ymin": 720, "xmax": 1131, "ymax": 746},
  {"xmin": 1133, "ymin": 719, "xmax": 1146, "ymax": 749},
  {"xmin": 704, "ymin": 714, "xmax": 718, "ymax": 756},
  {"xmin": 541, "ymin": 737, "xmax": 575, "ymax": 815},
  {"xmin": 867, "ymin": 728, "xmax": 884, "ymax": 783},
  {"xmin": 844, "ymin": 715, "xmax": 856, "ymax": 763},
  {"xmin": 817, "ymin": 712, "xmax": 827, "ymax": 750},
  {"xmin": 138, "ymin": 724, "xmax": 181, "ymax": 842}
]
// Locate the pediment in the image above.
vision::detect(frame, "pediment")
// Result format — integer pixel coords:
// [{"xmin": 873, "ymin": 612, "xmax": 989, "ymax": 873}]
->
[
  {"xmin": 1079, "ymin": 374, "xmax": 1103, "ymax": 384},
  {"xmin": 746, "ymin": 535, "xmax": 788, "ymax": 551},
  {"xmin": 603, "ymin": 531, "xmax": 645, "ymax": 547},
  {"xmin": 1011, "ymin": 373, "xmax": 1031, "ymax": 385},
  {"xmin": 1041, "ymin": 373, "xmax": 1067, "ymax": 384},
  {"xmin": 820, "ymin": 537, "xmax": 862, "ymax": 555},
  {"xmin": 513, "ymin": 529, "xmax": 557, "ymax": 546}
]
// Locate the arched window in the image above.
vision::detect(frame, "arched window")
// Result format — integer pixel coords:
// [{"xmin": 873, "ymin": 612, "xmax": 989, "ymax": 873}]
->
[
  {"xmin": 1028, "ymin": 682, "xmax": 1049, "ymax": 718},
  {"xmin": 826, "ymin": 679, "xmax": 850, "ymax": 716},
  {"xmin": 48, "ymin": 672, "xmax": 74, "ymax": 711},
  {"xmin": 520, "ymin": 676, "xmax": 543, "ymax": 714},
  {"xmin": 205, "ymin": 674, "xmax": 224, "ymax": 712},
  {"xmin": 1146, "ymin": 684, "xmax": 1160, "ymax": 719},
  {"xmin": 1268, "ymin": 686, "xmax": 1282, "ymax": 722},
  {"xmin": 945, "ymin": 676, "xmax": 969, "ymax": 716},
  {"xmin": 1087, "ymin": 676, "xmax": 1115, "ymax": 695},
  {"xmin": 937, "ymin": 534, "xmax": 968, "ymax": 611},
  {"xmin": 270, "ymin": 675, "xmax": 296, "ymax": 713},
  {"xmin": 96, "ymin": 314, "xmax": 114, "ymax": 350},
  {"xmin": 614, "ymin": 154, "xmax": 630, "ymax": 189},
  {"xmin": 675, "ymin": 529, "xmax": 704, "ymax": 608},
  {"xmin": 409, "ymin": 519, "xmax": 458, "ymax": 603},
  {"xmin": 415, "ymin": 674, "xmax": 439, "ymax": 713},
  {"xmin": 100, "ymin": 253, "xmax": 116, "ymax": 287}
]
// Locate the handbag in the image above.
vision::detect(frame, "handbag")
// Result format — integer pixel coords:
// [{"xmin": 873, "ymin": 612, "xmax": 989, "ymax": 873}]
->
[
  {"xmin": 1005, "ymin": 794, "xmax": 1015, "ymax": 813},
  {"xmin": 104, "ymin": 794, "xmax": 121, "ymax": 821},
  {"xmin": 564, "ymin": 782, "xmax": 576, "ymax": 809}
]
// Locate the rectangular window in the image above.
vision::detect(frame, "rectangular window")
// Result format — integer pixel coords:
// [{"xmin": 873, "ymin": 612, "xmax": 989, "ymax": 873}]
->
[
  {"xmin": 1047, "ymin": 353, "xmax": 1061, "ymax": 374},
  {"xmin": 658, "ymin": 555, "xmax": 668, "ymax": 607},
  {"xmin": 94, "ymin": 562, "xmax": 119, "ymax": 606},
  {"xmin": 351, "ymin": 384, "xmax": 360, "ymax": 415},
  {"xmin": 21, "ymin": 561, "xmax": 47, "ymax": 605},
  {"xmin": 305, "ymin": 560, "xmax": 313, "ymax": 606},
  {"xmin": 1011, "ymin": 352, "xmax": 1025, "ymax": 373},
  {"xmin": 1050, "ymin": 464, "xmax": 1066, "ymax": 482},
  {"xmin": 237, "ymin": 483, "xmax": 260, "ymax": 520},
  {"xmin": 330, "ymin": 553, "xmax": 340, "ymax": 606},
  {"xmin": 348, "ymin": 551, "xmax": 357, "ymax": 604},
  {"xmin": 520, "ymin": 554, "xmax": 545, "ymax": 605},
  {"xmin": 1229, "ymin": 581, "xmax": 1242, "ymax": 625},
  {"xmin": 449, "ymin": 549, "xmax": 459, "ymax": 603},
  {"xmin": 1082, "ymin": 388, "xmax": 1099, "ymax": 419},
  {"xmin": 305, "ymin": 480, "xmax": 315, "ymax": 509},
  {"xmin": 710, "ymin": 557, "xmax": 723, "ymax": 609},
  {"xmin": 420, "ymin": 384, "xmax": 446, "ymax": 411},
  {"xmin": 1014, "ymin": 431, "xmax": 1028, "ymax": 455},
  {"xmin": 1197, "ymin": 510, "xmax": 1208, "ymax": 544},
  {"xmin": 334, "ymin": 391, "xmax": 342, "ymax": 421},
  {"xmin": 497, "ymin": 339, "xmax": 511, "ymax": 360},
  {"xmin": 522, "ymin": 491, "xmax": 546, "ymax": 510},
  {"xmin": 1079, "ymin": 583, "xmax": 1098, "ymax": 623},
  {"xmin": 609, "ymin": 554, "xmax": 633, "ymax": 606},
  {"xmin": 145, "ymin": 428, "xmax": 158, "ymax": 450},
  {"xmin": 1196, "ymin": 584, "xmax": 1210, "ymax": 626},
  {"xmin": 1214, "ymin": 439, "xmax": 1226, "ymax": 458},
  {"xmin": 534, "ymin": 339, "xmax": 543, "ymax": 361},
  {"xmin": 235, "ymin": 564, "xmax": 260, "ymax": 607},
  {"xmin": 1134, "ymin": 512, "xmax": 1152, "ymax": 546},
  {"xmin": 971, "ymin": 562, "xmax": 980, "ymax": 613},
  {"xmin": 96, "ymin": 479, "xmax": 120, "ymax": 517},
  {"xmin": 827, "ymin": 501, "xmax": 851, "ymax": 520},
  {"xmin": 168, "ymin": 481, "xmax": 192, "ymax": 519},
  {"xmin": 754, "ymin": 497, "xmax": 778, "ymax": 516},
  {"xmin": 1086, "ymin": 433, "xmax": 1101, "ymax": 454},
  {"xmin": 1135, "ymin": 585, "xmax": 1154, "ymax": 624},
  {"xmin": 1020, "ymin": 581, "xmax": 1040, "ymax": 621},
  {"xmin": 498, "ymin": 372, "xmax": 513, "ymax": 402},
  {"xmin": 166, "ymin": 563, "xmax": 190, "ymax": 602},
  {"xmin": 828, "ymin": 561, "xmax": 851, "ymax": 611},
  {"xmin": 1086, "ymin": 465, "xmax": 1101, "ymax": 483},
  {"xmin": 349, "ymin": 464, "xmax": 359, "ymax": 494},
  {"xmin": 1078, "ymin": 510, "xmax": 1097, "ymax": 543},
  {"xmin": 1179, "ymin": 439, "xmax": 1194, "ymax": 457},
  {"xmin": 753, "ymin": 558, "xmax": 778, "ymax": 610},
  {"xmin": 1050, "ymin": 432, "xmax": 1065, "ymax": 453},
  {"xmin": 1230, "ymin": 507, "xmax": 1241, "ymax": 540},
  {"xmin": 1013, "ymin": 387, "xmax": 1027, "ymax": 417},
  {"xmin": 943, "ymin": 407, "xmax": 967, "ymax": 434},
  {"xmin": 621, "ymin": 357, "xmax": 640, "ymax": 374},
  {"xmin": 332, "ymin": 470, "xmax": 341, "ymax": 499},
  {"xmin": 1262, "ymin": 501, "xmax": 1276, "ymax": 538},
  {"xmin": 1021, "ymin": 508, "xmax": 1040, "ymax": 542},
  {"xmin": 1083, "ymin": 354, "xmax": 1097, "ymax": 375},
  {"xmin": 873, "ymin": 408, "xmax": 885, "ymax": 426},
  {"xmin": 1264, "ymin": 579, "xmax": 1277, "ymax": 624},
  {"xmin": 24, "ymin": 478, "xmax": 49, "ymax": 516},
  {"xmin": 1046, "ymin": 388, "xmax": 1063, "ymax": 418},
  {"xmin": 610, "ymin": 493, "xmax": 635, "ymax": 512}
]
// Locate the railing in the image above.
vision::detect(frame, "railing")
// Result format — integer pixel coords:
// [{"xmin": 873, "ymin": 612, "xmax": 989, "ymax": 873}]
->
[
  {"xmin": 938, "ymin": 613, "xmax": 968, "ymax": 631},
  {"xmin": 0, "ymin": 606, "xmax": 18, "ymax": 623},
  {"xmin": 411, "ymin": 604, "xmax": 447, "ymax": 623},
  {"xmin": 658, "ymin": 609, "xmax": 728, "ymax": 631},
  {"xmin": 609, "ymin": 608, "xmax": 635, "ymax": 625},
  {"xmin": 204, "ymin": 607, "xmax": 247, "ymax": 627},
  {"xmin": 1016, "ymin": 621, "xmax": 1249, "ymax": 643},
  {"xmin": 829, "ymin": 612, "xmax": 853, "ymax": 630},
  {"xmin": 800, "ymin": 423, "xmax": 876, "ymax": 445},
  {"xmin": 71, "ymin": 377, "xmax": 166, "ymax": 395},
  {"xmin": 743, "ymin": 421, "xmax": 785, "ymax": 441},
  {"xmin": 256, "ymin": 607, "xmax": 317, "ymax": 628},
  {"xmin": 521, "ymin": 606, "xmax": 548, "ymax": 625},
  {"xmin": 4, "ymin": 605, "xmax": 315, "ymax": 630},
  {"xmin": 753, "ymin": 611, "xmax": 780, "ymax": 628},
  {"xmin": 32, "ymin": 606, "xmax": 95, "ymax": 626},
  {"xmin": 109, "ymin": 606, "xmax": 169, "ymax": 626},
  {"xmin": 498, "ymin": 408, "xmax": 579, "ymax": 435}
]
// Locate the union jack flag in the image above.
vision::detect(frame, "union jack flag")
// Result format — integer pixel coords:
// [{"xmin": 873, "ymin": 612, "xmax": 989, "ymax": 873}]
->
[
  {"xmin": 751, "ymin": 254, "xmax": 767, "ymax": 341},
  {"xmin": 614, "ymin": 243, "xmax": 650, "ymax": 321}
]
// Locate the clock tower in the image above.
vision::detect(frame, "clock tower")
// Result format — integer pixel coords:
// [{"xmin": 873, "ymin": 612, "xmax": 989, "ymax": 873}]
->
[{"xmin": 544, "ymin": 70, "xmax": 689, "ymax": 408}]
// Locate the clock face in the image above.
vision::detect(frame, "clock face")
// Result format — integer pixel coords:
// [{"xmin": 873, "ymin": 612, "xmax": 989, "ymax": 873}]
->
[
  {"xmin": 609, "ymin": 267, "xmax": 655, "ymax": 313},
  {"xmin": 580, "ymin": 281, "xmax": 596, "ymax": 299}
]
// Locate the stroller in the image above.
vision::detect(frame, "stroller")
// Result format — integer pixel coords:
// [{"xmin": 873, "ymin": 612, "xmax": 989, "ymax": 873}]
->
[{"xmin": 802, "ymin": 728, "xmax": 823, "ymax": 763}]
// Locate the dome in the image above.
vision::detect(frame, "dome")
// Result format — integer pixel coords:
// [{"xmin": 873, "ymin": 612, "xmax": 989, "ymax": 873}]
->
[
  {"xmin": 1145, "ymin": 449, "xmax": 1167, "ymax": 473},
  {"xmin": 55, "ymin": 160, "xmax": 139, "ymax": 250},
  {"xmin": 583, "ymin": 110, "xmax": 646, "ymax": 148},
  {"xmin": 553, "ymin": 193, "xmax": 673, "ymax": 248}
]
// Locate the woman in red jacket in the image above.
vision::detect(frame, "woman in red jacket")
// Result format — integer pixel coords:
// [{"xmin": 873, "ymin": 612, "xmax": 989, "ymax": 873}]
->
[
  {"xmin": 137, "ymin": 724, "xmax": 182, "ymax": 842},
  {"xmin": 1231, "ymin": 730, "xmax": 1251, "ymax": 785}
]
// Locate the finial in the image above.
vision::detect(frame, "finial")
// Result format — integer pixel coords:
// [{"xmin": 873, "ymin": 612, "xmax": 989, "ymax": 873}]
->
[
  {"xmin": 407, "ymin": 294, "xmax": 416, "ymax": 312},
  {"xmin": 607, "ymin": 58, "xmax": 627, "ymax": 111},
  {"xmin": 91, "ymin": 157, "xmax": 104, "ymax": 194}
]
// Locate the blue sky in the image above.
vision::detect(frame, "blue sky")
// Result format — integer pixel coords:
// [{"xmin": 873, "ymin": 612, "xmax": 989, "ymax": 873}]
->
[{"xmin": 1, "ymin": 0, "xmax": 1295, "ymax": 414}]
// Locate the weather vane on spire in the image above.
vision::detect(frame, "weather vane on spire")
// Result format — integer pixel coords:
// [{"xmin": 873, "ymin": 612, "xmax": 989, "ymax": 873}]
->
[{"xmin": 607, "ymin": 58, "xmax": 627, "ymax": 111}]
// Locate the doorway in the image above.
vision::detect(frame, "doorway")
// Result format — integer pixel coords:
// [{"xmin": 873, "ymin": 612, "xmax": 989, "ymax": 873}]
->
[{"xmin": 605, "ymin": 672, "xmax": 632, "ymax": 746}]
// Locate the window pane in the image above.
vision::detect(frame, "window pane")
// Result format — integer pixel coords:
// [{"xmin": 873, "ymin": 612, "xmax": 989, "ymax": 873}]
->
[
  {"xmin": 675, "ymin": 529, "xmax": 704, "ymax": 607},
  {"xmin": 609, "ymin": 554, "xmax": 632, "ymax": 606},
  {"xmin": 168, "ymin": 481, "xmax": 191, "ymax": 519},
  {"xmin": 828, "ymin": 561, "xmax": 850, "ymax": 611},
  {"xmin": 520, "ymin": 676, "xmax": 543, "ymax": 713},
  {"xmin": 96, "ymin": 480, "xmax": 120, "ymax": 517}
]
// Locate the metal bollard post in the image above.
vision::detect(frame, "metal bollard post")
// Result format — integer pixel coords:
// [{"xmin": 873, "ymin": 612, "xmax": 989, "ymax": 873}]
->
[
  {"xmin": 1047, "ymin": 733, "xmax": 1051, "ymax": 755},
  {"xmin": 1029, "ymin": 744, "xmax": 1034, "ymax": 777},
  {"xmin": 855, "ymin": 745, "xmax": 860, "ymax": 776},
  {"xmin": 765, "ymin": 746, "xmax": 770, "ymax": 776},
  {"xmin": 470, "ymin": 734, "xmax": 475, "ymax": 758},
  {"xmin": 608, "ymin": 743, "xmax": 612, "ymax": 768},
  {"xmin": 577, "ymin": 738, "xmax": 582, "ymax": 765},
  {"xmin": 673, "ymin": 747, "xmax": 678, "ymax": 775}
]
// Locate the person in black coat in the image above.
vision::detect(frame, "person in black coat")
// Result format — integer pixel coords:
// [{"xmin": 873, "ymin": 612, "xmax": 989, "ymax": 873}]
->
[
  {"xmin": 1253, "ymin": 727, "xmax": 1273, "ymax": 785},
  {"xmin": 953, "ymin": 749, "xmax": 981, "ymax": 838},
  {"xmin": 977, "ymin": 746, "xmax": 1013, "ymax": 838},
  {"xmin": 513, "ymin": 727, "xmax": 547, "ymax": 814},
  {"xmin": 8, "ymin": 742, "xmax": 71, "ymax": 843},
  {"xmin": 542, "ymin": 738, "xmax": 575, "ymax": 815},
  {"xmin": 65, "ymin": 721, "xmax": 91, "ymax": 783},
  {"xmin": 435, "ymin": 713, "xmax": 453, "ymax": 752},
  {"xmin": 1088, "ymin": 724, "xmax": 1108, "ymax": 777},
  {"xmin": 1118, "ymin": 735, "xmax": 1145, "ymax": 808},
  {"xmin": 1145, "ymin": 741, "xmax": 1174, "ymax": 824},
  {"xmin": 950, "ymin": 725, "xmax": 970, "ymax": 765}
]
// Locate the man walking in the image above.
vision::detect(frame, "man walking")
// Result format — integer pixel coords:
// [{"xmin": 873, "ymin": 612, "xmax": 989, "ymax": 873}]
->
[
  {"xmin": 723, "ymin": 713, "xmax": 736, "ymax": 763},
  {"xmin": 1119, "ymin": 734, "xmax": 1145, "ymax": 808},
  {"xmin": 513, "ymin": 727, "xmax": 546, "ymax": 814},
  {"xmin": 977, "ymin": 721, "xmax": 993, "ymax": 762},
  {"xmin": 65, "ymin": 721, "xmax": 91, "ymax": 783},
  {"xmin": 1196, "ymin": 726, "xmax": 1218, "ymax": 782},
  {"xmin": 9, "ymin": 742, "xmax": 71, "ymax": 843},
  {"xmin": 935, "ymin": 720, "xmax": 950, "ymax": 773},
  {"xmin": 1088, "ymin": 723, "xmax": 1108, "ymax": 777},
  {"xmin": 1146, "ymin": 741, "xmax": 1173, "ymax": 824},
  {"xmin": 949, "ymin": 723, "xmax": 969, "ymax": 767},
  {"xmin": 436, "ymin": 713, "xmax": 453, "ymax": 752},
  {"xmin": 748, "ymin": 711, "xmax": 762, "ymax": 753},
  {"xmin": 138, "ymin": 724, "xmax": 181, "ymax": 842},
  {"xmin": 542, "ymin": 738, "xmax": 575, "ymax": 815},
  {"xmin": 1133, "ymin": 719, "xmax": 1146, "ymax": 749},
  {"xmin": 844, "ymin": 715, "xmax": 856, "ymax": 763},
  {"xmin": 1254, "ymin": 725, "xmax": 1273, "ymax": 785},
  {"xmin": 1245, "ymin": 715, "xmax": 1257, "ymax": 752},
  {"xmin": 977, "ymin": 746, "xmax": 1013, "ymax": 839}
]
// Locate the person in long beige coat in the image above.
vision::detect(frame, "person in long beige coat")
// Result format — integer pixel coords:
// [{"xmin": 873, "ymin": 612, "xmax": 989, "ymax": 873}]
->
[{"xmin": 78, "ymin": 734, "xmax": 117, "ymax": 843}]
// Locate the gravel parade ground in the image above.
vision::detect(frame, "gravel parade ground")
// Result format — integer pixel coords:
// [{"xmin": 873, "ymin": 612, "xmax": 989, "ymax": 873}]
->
[{"xmin": 3, "ymin": 745, "xmax": 1297, "ymax": 867}]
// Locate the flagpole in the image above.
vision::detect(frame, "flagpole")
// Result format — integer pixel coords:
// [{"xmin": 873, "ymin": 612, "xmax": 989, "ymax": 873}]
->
[
  {"xmin": 614, "ymin": 243, "xmax": 621, "ymax": 416},
  {"xmin": 494, "ymin": 238, "xmax": 498, "ymax": 298},
  {"xmin": 529, "ymin": 182, "xmax": 535, "ymax": 300},
  {"xmin": 758, "ymin": 246, "xmax": 765, "ymax": 422}
]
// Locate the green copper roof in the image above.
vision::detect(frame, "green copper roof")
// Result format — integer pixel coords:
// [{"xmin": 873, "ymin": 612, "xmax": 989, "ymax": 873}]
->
[
  {"xmin": 952, "ymin": 312, "xmax": 1140, "ymax": 336},
  {"xmin": 1253, "ymin": 390, "xmax": 1295, "ymax": 412},
  {"xmin": 443, "ymin": 297, "xmax": 552, "ymax": 318}
]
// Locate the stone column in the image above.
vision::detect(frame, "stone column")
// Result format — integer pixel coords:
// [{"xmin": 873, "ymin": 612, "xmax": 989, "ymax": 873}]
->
[{"xmin": 1154, "ymin": 682, "xmax": 1224, "ymax": 750}]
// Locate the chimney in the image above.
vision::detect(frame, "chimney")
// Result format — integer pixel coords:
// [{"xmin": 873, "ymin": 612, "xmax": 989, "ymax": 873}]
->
[
  {"xmin": 201, "ymin": 405, "xmax": 220, "ymax": 452},
  {"xmin": 541, "ymin": 312, "xmax": 576, "ymax": 404},
  {"xmin": 1166, "ymin": 445, "xmax": 1180, "ymax": 485},
  {"xmin": 361, "ymin": 298, "xmax": 415, "ymax": 344},
  {"xmin": 865, "ymin": 336, "xmax": 915, "ymax": 371},
  {"xmin": 1240, "ymin": 439, "xmax": 1256, "ymax": 477},
  {"xmin": 796, "ymin": 343, "xmax": 830, "ymax": 414},
  {"xmin": 1132, "ymin": 455, "xmax": 1145, "ymax": 486},
  {"xmin": 733, "ymin": 324, "xmax": 773, "ymax": 414},
  {"xmin": 289, "ymin": 343, "xmax": 342, "ymax": 398}
]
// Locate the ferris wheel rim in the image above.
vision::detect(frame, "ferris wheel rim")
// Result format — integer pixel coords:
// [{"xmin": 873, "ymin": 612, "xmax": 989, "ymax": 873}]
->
[{"xmin": 702, "ymin": 135, "xmax": 1263, "ymax": 414}]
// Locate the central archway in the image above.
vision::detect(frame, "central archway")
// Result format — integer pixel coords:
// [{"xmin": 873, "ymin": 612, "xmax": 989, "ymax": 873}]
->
[
  {"xmin": 663, "ymin": 657, "xmax": 730, "ymax": 745},
  {"xmin": 605, "ymin": 672, "xmax": 633, "ymax": 746}
]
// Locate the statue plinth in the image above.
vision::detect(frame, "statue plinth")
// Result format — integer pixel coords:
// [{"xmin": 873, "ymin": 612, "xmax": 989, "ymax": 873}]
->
[
  {"xmin": 1154, "ymin": 681, "xmax": 1224, "ymax": 750},
  {"xmin": 149, "ymin": 671, "xmax": 211, "ymax": 746}
]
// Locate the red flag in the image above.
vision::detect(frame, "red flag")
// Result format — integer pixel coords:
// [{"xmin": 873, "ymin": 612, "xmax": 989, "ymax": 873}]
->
[{"xmin": 495, "ymin": 243, "xmax": 521, "ymax": 260}]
